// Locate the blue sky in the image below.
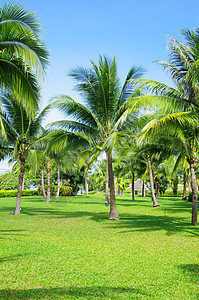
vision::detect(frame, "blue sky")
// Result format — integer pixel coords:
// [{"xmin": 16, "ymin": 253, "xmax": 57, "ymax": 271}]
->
[
  {"xmin": 2, "ymin": 0, "xmax": 199, "ymax": 122},
  {"xmin": 1, "ymin": 0, "xmax": 199, "ymax": 171},
  {"xmin": 2, "ymin": 0, "xmax": 199, "ymax": 121}
]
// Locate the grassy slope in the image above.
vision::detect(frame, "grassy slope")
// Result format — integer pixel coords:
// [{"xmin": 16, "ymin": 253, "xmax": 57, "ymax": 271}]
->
[{"xmin": 0, "ymin": 193, "xmax": 198, "ymax": 299}]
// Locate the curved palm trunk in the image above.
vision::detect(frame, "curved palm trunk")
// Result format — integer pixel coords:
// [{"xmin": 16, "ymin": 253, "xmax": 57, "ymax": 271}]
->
[
  {"xmin": 85, "ymin": 168, "xmax": 89, "ymax": 198},
  {"xmin": 15, "ymin": 157, "xmax": 25, "ymax": 214},
  {"xmin": 142, "ymin": 180, "xmax": 145, "ymax": 197},
  {"xmin": 56, "ymin": 168, "xmax": 60, "ymax": 199},
  {"xmin": 147, "ymin": 155, "xmax": 160, "ymax": 207},
  {"xmin": 132, "ymin": 172, "xmax": 135, "ymax": 201},
  {"xmin": 46, "ymin": 162, "xmax": 51, "ymax": 203},
  {"xmin": 182, "ymin": 171, "xmax": 187, "ymax": 200},
  {"xmin": 190, "ymin": 161, "xmax": 198, "ymax": 226},
  {"xmin": 105, "ymin": 151, "xmax": 109, "ymax": 205},
  {"xmin": 41, "ymin": 169, "xmax": 47, "ymax": 199},
  {"xmin": 108, "ymin": 152, "xmax": 119, "ymax": 220}
]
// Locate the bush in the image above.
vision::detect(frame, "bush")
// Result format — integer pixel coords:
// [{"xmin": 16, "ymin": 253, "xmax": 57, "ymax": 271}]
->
[
  {"xmin": 0, "ymin": 190, "xmax": 37, "ymax": 198},
  {"xmin": 161, "ymin": 191, "xmax": 182, "ymax": 197},
  {"xmin": 147, "ymin": 190, "xmax": 182, "ymax": 197},
  {"xmin": 37, "ymin": 185, "xmax": 73, "ymax": 196},
  {"xmin": 84, "ymin": 191, "xmax": 97, "ymax": 195},
  {"xmin": 60, "ymin": 186, "xmax": 73, "ymax": 196}
]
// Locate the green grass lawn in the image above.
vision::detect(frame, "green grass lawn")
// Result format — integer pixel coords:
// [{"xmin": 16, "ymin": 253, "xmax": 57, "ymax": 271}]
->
[{"xmin": 0, "ymin": 193, "xmax": 198, "ymax": 299}]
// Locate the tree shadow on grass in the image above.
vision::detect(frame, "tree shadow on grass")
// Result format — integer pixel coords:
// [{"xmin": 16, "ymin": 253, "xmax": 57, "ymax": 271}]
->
[
  {"xmin": 105, "ymin": 213, "xmax": 199, "ymax": 237},
  {"xmin": 0, "ymin": 253, "xmax": 30, "ymax": 264},
  {"xmin": 0, "ymin": 230, "xmax": 26, "ymax": 240},
  {"xmin": 19, "ymin": 205, "xmax": 199, "ymax": 237},
  {"xmin": 178, "ymin": 264, "xmax": 199, "ymax": 284},
  {"xmin": 0, "ymin": 286, "xmax": 149, "ymax": 299},
  {"xmin": 23, "ymin": 208, "xmax": 109, "ymax": 223}
]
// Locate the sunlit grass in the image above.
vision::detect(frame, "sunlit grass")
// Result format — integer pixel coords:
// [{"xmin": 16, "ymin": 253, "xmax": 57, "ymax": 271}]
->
[{"xmin": 0, "ymin": 193, "xmax": 198, "ymax": 299}]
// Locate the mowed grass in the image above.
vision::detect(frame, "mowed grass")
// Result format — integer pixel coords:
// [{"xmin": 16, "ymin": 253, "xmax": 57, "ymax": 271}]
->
[{"xmin": 0, "ymin": 193, "xmax": 199, "ymax": 299}]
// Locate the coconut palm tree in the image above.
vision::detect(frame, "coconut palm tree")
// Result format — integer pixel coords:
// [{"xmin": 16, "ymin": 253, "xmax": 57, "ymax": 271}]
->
[
  {"xmin": 0, "ymin": 2, "xmax": 49, "ymax": 114},
  {"xmin": 0, "ymin": 92, "xmax": 51, "ymax": 214},
  {"xmin": 128, "ymin": 28, "xmax": 199, "ymax": 225},
  {"xmin": 51, "ymin": 56, "xmax": 144, "ymax": 220}
]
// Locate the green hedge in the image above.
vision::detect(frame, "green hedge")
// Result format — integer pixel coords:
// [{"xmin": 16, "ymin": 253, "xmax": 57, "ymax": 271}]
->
[
  {"xmin": 147, "ymin": 190, "xmax": 183, "ymax": 197},
  {"xmin": 84, "ymin": 191, "xmax": 97, "ymax": 195},
  {"xmin": 0, "ymin": 190, "xmax": 37, "ymax": 198},
  {"xmin": 37, "ymin": 185, "xmax": 73, "ymax": 196}
]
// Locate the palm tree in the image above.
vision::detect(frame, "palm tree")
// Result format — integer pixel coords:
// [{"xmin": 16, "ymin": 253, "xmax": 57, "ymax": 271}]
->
[
  {"xmin": 0, "ymin": 3, "xmax": 49, "ymax": 115},
  {"xmin": 0, "ymin": 92, "xmax": 51, "ymax": 214},
  {"xmin": 128, "ymin": 28, "xmax": 199, "ymax": 225},
  {"xmin": 51, "ymin": 56, "xmax": 144, "ymax": 220}
]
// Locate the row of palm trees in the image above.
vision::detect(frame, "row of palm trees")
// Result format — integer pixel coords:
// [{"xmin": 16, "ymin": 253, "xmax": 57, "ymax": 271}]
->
[{"xmin": 0, "ymin": 3, "xmax": 198, "ymax": 225}]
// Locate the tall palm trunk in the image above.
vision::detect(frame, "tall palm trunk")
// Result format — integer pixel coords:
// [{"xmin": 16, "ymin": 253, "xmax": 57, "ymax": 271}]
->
[
  {"xmin": 189, "ymin": 161, "xmax": 198, "ymax": 226},
  {"xmin": 108, "ymin": 151, "xmax": 119, "ymax": 220},
  {"xmin": 81, "ymin": 184, "xmax": 83, "ymax": 194},
  {"xmin": 182, "ymin": 171, "xmax": 187, "ymax": 200},
  {"xmin": 41, "ymin": 169, "xmax": 47, "ymax": 199},
  {"xmin": 46, "ymin": 162, "xmax": 51, "ymax": 203},
  {"xmin": 85, "ymin": 168, "xmax": 89, "ymax": 198},
  {"xmin": 105, "ymin": 151, "xmax": 109, "ymax": 205},
  {"xmin": 22, "ymin": 176, "xmax": 25, "ymax": 190},
  {"xmin": 132, "ymin": 172, "xmax": 135, "ymax": 201},
  {"xmin": 142, "ymin": 180, "xmax": 145, "ymax": 197},
  {"xmin": 188, "ymin": 170, "xmax": 192, "ymax": 195},
  {"xmin": 117, "ymin": 178, "xmax": 121, "ymax": 196},
  {"xmin": 15, "ymin": 156, "xmax": 25, "ymax": 214},
  {"xmin": 147, "ymin": 155, "xmax": 160, "ymax": 207},
  {"xmin": 56, "ymin": 168, "xmax": 60, "ymax": 199}
]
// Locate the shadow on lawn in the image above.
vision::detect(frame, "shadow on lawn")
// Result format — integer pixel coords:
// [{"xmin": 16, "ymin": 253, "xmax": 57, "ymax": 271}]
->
[
  {"xmin": 0, "ymin": 253, "xmax": 30, "ymax": 264},
  {"xmin": 0, "ymin": 286, "xmax": 148, "ymax": 299},
  {"xmin": 1, "ymin": 196, "xmax": 197, "ymax": 237},
  {"xmin": 19, "ymin": 205, "xmax": 199, "ymax": 237},
  {"xmin": 107, "ymin": 213, "xmax": 199, "ymax": 237},
  {"xmin": 0, "ymin": 230, "xmax": 26, "ymax": 240},
  {"xmin": 178, "ymin": 264, "xmax": 199, "ymax": 284}
]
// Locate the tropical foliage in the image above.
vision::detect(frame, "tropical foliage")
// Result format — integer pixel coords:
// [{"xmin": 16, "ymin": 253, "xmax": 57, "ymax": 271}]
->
[
  {"xmin": 0, "ymin": 2, "xmax": 198, "ymax": 227},
  {"xmin": 50, "ymin": 56, "xmax": 145, "ymax": 219}
]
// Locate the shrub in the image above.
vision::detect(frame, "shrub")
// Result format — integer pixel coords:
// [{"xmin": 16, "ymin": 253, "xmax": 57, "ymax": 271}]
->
[
  {"xmin": 0, "ymin": 190, "xmax": 37, "ymax": 198},
  {"xmin": 161, "ymin": 191, "xmax": 182, "ymax": 197},
  {"xmin": 37, "ymin": 185, "xmax": 73, "ymax": 196},
  {"xmin": 84, "ymin": 191, "xmax": 97, "ymax": 195},
  {"xmin": 60, "ymin": 186, "xmax": 73, "ymax": 196},
  {"xmin": 147, "ymin": 190, "xmax": 182, "ymax": 197}
]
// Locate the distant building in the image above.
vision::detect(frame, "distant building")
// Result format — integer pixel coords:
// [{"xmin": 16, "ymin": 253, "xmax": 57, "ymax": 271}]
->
[
  {"xmin": 126, "ymin": 179, "xmax": 150, "ymax": 196},
  {"xmin": 0, "ymin": 159, "xmax": 14, "ymax": 174}
]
